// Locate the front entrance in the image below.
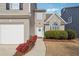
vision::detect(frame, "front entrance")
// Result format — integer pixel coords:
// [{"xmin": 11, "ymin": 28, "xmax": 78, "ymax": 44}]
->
[{"xmin": 35, "ymin": 27, "xmax": 44, "ymax": 37}]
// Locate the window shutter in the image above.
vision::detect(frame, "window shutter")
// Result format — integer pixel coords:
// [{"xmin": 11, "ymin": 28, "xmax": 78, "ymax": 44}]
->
[
  {"xmin": 19, "ymin": 3, "xmax": 23, "ymax": 10},
  {"xmin": 6, "ymin": 3, "xmax": 10, "ymax": 10}
]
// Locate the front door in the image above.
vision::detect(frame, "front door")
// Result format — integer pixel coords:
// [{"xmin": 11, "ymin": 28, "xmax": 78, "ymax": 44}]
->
[{"xmin": 36, "ymin": 27, "xmax": 44, "ymax": 37}]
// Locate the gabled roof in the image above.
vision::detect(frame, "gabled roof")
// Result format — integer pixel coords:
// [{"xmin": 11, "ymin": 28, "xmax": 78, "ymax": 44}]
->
[{"xmin": 44, "ymin": 13, "xmax": 67, "ymax": 24}]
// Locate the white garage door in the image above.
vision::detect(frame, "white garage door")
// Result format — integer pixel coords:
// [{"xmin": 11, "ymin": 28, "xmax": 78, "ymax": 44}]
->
[{"xmin": 0, "ymin": 24, "xmax": 24, "ymax": 44}]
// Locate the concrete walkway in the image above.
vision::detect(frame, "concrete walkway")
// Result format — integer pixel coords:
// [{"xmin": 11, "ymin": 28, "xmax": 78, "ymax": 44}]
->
[
  {"xmin": 25, "ymin": 38, "xmax": 46, "ymax": 56},
  {"xmin": 0, "ymin": 38, "xmax": 46, "ymax": 56}
]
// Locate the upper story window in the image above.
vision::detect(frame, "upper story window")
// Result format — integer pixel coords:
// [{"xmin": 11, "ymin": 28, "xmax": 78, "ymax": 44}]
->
[
  {"xmin": 10, "ymin": 3, "xmax": 19, "ymax": 10},
  {"xmin": 36, "ymin": 13, "xmax": 43, "ymax": 20},
  {"xmin": 6, "ymin": 3, "xmax": 23, "ymax": 10}
]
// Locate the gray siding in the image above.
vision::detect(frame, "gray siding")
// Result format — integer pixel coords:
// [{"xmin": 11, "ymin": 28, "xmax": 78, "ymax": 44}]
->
[{"xmin": 61, "ymin": 7, "xmax": 79, "ymax": 37}]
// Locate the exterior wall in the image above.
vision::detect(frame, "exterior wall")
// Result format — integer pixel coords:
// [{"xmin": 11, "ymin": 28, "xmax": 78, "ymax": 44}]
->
[
  {"xmin": 0, "ymin": 19, "xmax": 30, "ymax": 42},
  {"xmin": 35, "ymin": 11, "xmax": 46, "ymax": 37},
  {"xmin": 35, "ymin": 12, "xmax": 46, "ymax": 27},
  {"xmin": 0, "ymin": 3, "xmax": 30, "ymax": 15},
  {"xmin": 61, "ymin": 7, "xmax": 79, "ymax": 37},
  {"xmin": 44, "ymin": 25, "xmax": 50, "ymax": 31},
  {"xmin": 29, "ymin": 3, "xmax": 37, "ymax": 36},
  {"xmin": 60, "ymin": 25, "xmax": 65, "ymax": 30}
]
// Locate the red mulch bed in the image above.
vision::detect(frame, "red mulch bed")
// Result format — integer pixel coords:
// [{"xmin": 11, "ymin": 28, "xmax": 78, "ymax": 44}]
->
[
  {"xmin": 13, "ymin": 35, "xmax": 37, "ymax": 56},
  {"xmin": 13, "ymin": 43, "xmax": 35, "ymax": 56}
]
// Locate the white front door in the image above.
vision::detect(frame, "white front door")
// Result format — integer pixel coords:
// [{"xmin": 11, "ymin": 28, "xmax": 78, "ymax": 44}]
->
[
  {"xmin": 36, "ymin": 27, "xmax": 44, "ymax": 37},
  {"xmin": 0, "ymin": 24, "xmax": 24, "ymax": 44}
]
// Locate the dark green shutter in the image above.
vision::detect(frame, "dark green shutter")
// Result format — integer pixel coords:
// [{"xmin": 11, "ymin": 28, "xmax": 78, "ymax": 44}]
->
[
  {"xmin": 6, "ymin": 3, "xmax": 9, "ymax": 10},
  {"xmin": 19, "ymin": 3, "xmax": 23, "ymax": 10}
]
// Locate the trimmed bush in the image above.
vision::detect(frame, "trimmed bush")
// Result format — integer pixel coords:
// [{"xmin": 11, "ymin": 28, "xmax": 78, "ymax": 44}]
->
[
  {"xmin": 59, "ymin": 31, "xmax": 68, "ymax": 39},
  {"xmin": 44, "ymin": 31, "xmax": 68, "ymax": 39},
  {"xmin": 66, "ymin": 29, "xmax": 77, "ymax": 39}
]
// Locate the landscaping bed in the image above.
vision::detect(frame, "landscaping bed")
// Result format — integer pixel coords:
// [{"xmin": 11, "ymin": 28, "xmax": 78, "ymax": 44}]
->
[
  {"xmin": 13, "ymin": 43, "xmax": 35, "ymax": 56},
  {"xmin": 13, "ymin": 35, "xmax": 37, "ymax": 56}
]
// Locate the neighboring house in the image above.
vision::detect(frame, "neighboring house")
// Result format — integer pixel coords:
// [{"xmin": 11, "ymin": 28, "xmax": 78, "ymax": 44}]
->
[
  {"xmin": 0, "ymin": 3, "xmax": 66, "ymax": 44},
  {"xmin": 44, "ymin": 13, "xmax": 66, "ymax": 32},
  {"xmin": 61, "ymin": 6, "xmax": 79, "ymax": 37}
]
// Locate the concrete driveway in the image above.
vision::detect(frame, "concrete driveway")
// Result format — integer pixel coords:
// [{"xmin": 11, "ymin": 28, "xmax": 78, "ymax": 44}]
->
[
  {"xmin": 0, "ymin": 38, "xmax": 46, "ymax": 56},
  {"xmin": 44, "ymin": 39, "xmax": 79, "ymax": 56},
  {"xmin": 0, "ymin": 44, "xmax": 17, "ymax": 56}
]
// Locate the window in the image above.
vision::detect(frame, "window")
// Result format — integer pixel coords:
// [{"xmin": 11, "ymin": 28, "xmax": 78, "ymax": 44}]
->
[
  {"xmin": 36, "ymin": 27, "xmax": 44, "ymax": 37},
  {"xmin": 52, "ymin": 22, "xmax": 59, "ymax": 30},
  {"xmin": 36, "ymin": 13, "xmax": 43, "ymax": 20},
  {"xmin": 38, "ymin": 29, "xmax": 41, "ymax": 31},
  {"xmin": 10, "ymin": 3, "xmax": 19, "ymax": 10},
  {"xmin": 6, "ymin": 3, "xmax": 23, "ymax": 10}
]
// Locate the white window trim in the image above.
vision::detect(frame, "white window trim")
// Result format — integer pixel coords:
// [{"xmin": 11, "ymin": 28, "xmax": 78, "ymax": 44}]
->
[{"xmin": 29, "ymin": 4, "xmax": 30, "ymax": 13}]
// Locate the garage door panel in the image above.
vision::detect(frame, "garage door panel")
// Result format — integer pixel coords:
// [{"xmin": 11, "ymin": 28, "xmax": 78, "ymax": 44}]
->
[{"xmin": 0, "ymin": 24, "xmax": 24, "ymax": 44}]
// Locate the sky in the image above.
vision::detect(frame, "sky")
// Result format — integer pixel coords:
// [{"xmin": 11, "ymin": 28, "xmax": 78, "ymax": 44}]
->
[{"xmin": 37, "ymin": 3, "xmax": 79, "ymax": 15}]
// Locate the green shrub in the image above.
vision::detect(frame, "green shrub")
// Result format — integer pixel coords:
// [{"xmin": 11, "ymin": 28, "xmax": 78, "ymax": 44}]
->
[
  {"xmin": 44, "ymin": 31, "xmax": 68, "ymax": 39},
  {"xmin": 44, "ymin": 31, "xmax": 51, "ymax": 39},
  {"xmin": 66, "ymin": 29, "xmax": 77, "ymax": 39},
  {"xmin": 59, "ymin": 31, "xmax": 68, "ymax": 39}
]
